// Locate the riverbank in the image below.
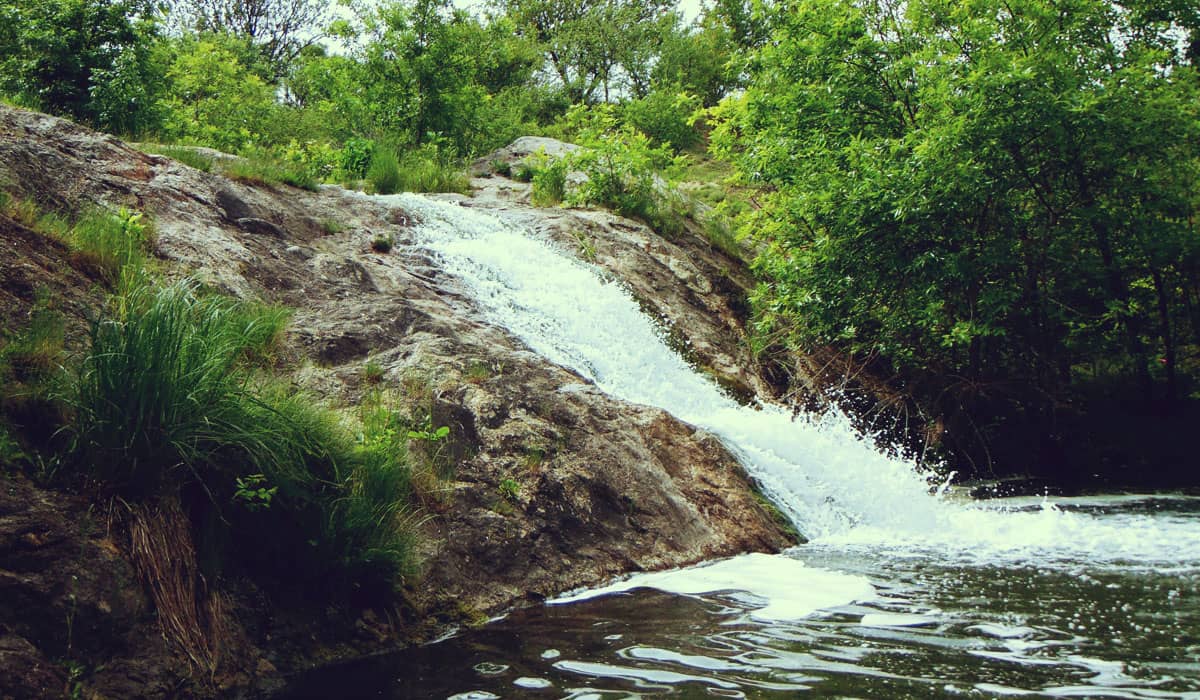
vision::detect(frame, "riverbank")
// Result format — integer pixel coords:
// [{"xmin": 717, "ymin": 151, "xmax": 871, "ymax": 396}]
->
[{"xmin": 0, "ymin": 105, "xmax": 795, "ymax": 697}]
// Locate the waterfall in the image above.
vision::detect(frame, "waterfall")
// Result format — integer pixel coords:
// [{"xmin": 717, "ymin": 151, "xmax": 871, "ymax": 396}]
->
[{"xmin": 388, "ymin": 194, "xmax": 1200, "ymax": 570}]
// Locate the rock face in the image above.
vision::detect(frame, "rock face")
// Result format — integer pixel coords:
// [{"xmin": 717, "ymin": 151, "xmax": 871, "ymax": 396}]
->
[{"xmin": 0, "ymin": 106, "xmax": 794, "ymax": 696}]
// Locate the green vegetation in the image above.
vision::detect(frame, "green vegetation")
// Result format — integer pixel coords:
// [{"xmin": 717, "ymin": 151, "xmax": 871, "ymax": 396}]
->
[
  {"xmin": 139, "ymin": 144, "xmax": 214, "ymax": 172},
  {"xmin": 713, "ymin": 0, "xmax": 1200, "ymax": 476}
]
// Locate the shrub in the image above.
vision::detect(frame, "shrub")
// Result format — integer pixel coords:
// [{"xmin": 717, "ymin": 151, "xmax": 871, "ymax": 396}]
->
[
  {"xmin": 622, "ymin": 90, "xmax": 702, "ymax": 152},
  {"xmin": 529, "ymin": 154, "xmax": 567, "ymax": 207},
  {"xmin": 339, "ymin": 137, "xmax": 376, "ymax": 180},
  {"xmin": 370, "ymin": 234, "xmax": 394, "ymax": 253},
  {"xmin": 396, "ymin": 145, "xmax": 470, "ymax": 194}
]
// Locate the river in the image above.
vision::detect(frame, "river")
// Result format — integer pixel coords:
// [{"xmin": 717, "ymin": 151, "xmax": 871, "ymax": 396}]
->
[{"xmin": 286, "ymin": 195, "xmax": 1200, "ymax": 699}]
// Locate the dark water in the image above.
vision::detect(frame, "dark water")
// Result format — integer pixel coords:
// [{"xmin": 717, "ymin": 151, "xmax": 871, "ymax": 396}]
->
[{"xmin": 284, "ymin": 496, "xmax": 1200, "ymax": 699}]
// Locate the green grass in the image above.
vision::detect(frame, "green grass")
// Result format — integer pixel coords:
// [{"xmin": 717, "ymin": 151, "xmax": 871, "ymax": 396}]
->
[
  {"xmin": 66, "ymin": 280, "xmax": 416, "ymax": 593},
  {"xmin": 220, "ymin": 154, "xmax": 319, "ymax": 191},
  {"xmin": 139, "ymin": 144, "xmax": 214, "ymax": 172},
  {"xmin": 68, "ymin": 207, "xmax": 152, "ymax": 287},
  {"xmin": 530, "ymin": 157, "xmax": 567, "ymax": 207},
  {"xmin": 367, "ymin": 147, "xmax": 403, "ymax": 195}
]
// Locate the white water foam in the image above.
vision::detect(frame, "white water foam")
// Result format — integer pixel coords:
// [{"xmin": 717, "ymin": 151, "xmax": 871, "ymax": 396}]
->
[
  {"xmin": 551, "ymin": 552, "xmax": 876, "ymax": 620},
  {"xmin": 389, "ymin": 193, "xmax": 1200, "ymax": 571}
]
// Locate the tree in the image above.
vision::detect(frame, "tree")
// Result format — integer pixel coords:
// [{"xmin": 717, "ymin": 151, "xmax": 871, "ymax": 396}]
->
[
  {"xmin": 0, "ymin": 0, "xmax": 167, "ymax": 134},
  {"xmin": 714, "ymin": 0, "xmax": 1200, "ymax": 470},
  {"xmin": 168, "ymin": 0, "xmax": 330, "ymax": 79},
  {"xmin": 497, "ymin": 0, "xmax": 674, "ymax": 102}
]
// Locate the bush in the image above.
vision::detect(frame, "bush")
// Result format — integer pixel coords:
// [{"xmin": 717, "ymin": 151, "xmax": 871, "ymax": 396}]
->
[
  {"xmin": 339, "ymin": 137, "xmax": 376, "ymax": 180},
  {"xmin": 622, "ymin": 90, "xmax": 702, "ymax": 152},
  {"xmin": 529, "ymin": 154, "xmax": 567, "ymax": 207}
]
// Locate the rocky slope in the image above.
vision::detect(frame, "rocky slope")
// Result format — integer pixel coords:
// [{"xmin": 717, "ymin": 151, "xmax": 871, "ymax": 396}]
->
[{"xmin": 0, "ymin": 106, "xmax": 794, "ymax": 697}]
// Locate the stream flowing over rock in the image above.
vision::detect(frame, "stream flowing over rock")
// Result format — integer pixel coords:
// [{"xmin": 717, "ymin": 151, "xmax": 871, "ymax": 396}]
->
[{"xmin": 0, "ymin": 105, "xmax": 794, "ymax": 696}]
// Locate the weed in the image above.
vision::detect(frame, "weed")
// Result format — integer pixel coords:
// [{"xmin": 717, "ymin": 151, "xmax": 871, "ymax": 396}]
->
[
  {"xmin": 490, "ymin": 159, "xmax": 512, "ymax": 177},
  {"xmin": 320, "ymin": 218, "xmax": 345, "ymax": 235},
  {"xmin": 68, "ymin": 207, "xmax": 152, "ymax": 288},
  {"xmin": 572, "ymin": 231, "xmax": 597, "ymax": 262},
  {"xmin": 233, "ymin": 473, "xmax": 277, "ymax": 511},
  {"xmin": 370, "ymin": 233, "xmax": 394, "ymax": 253},
  {"xmin": 363, "ymin": 357, "xmax": 385, "ymax": 384},
  {"xmin": 498, "ymin": 477, "xmax": 520, "ymax": 502},
  {"xmin": 700, "ymin": 210, "xmax": 742, "ymax": 259},
  {"xmin": 512, "ymin": 162, "xmax": 536, "ymax": 182}
]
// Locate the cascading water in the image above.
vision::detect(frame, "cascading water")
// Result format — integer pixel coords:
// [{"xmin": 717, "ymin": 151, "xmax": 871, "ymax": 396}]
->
[
  {"xmin": 390, "ymin": 193, "xmax": 1200, "ymax": 568},
  {"xmin": 289, "ymin": 193, "xmax": 1200, "ymax": 699}
]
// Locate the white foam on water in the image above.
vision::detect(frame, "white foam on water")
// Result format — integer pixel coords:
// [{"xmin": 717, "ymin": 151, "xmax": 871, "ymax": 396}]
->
[
  {"xmin": 388, "ymin": 193, "xmax": 1200, "ymax": 572},
  {"xmin": 550, "ymin": 552, "xmax": 876, "ymax": 621}
]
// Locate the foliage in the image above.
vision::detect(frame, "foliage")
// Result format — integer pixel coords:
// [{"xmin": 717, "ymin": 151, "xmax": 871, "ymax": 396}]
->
[
  {"xmin": 564, "ymin": 104, "xmax": 686, "ymax": 235},
  {"xmin": 529, "ymin": 152, "xmax": 567, "ymax": 206},
  {"xmin": 715, "ymin": 0, "xmax": 1200, "ymax": 471},
  {"xmin": 167, "ymin": 0, "xmax": 330, "ymax": 79},
  {"xmin": 498, "ymin": 0, "xmax": 676, "ymax": 102},
  {"xmin": 622, "ymin": 89, "xmax": 701, "ymax": 151},
  {"xmin": 158, "ymin": 35, "xmax": 283, "ymax": 152},
  {"xmin": 65, "ymin": 279, "xmax": 417, "ymax": 591},
  {"xmin": 0, "ymin": 0, "xmax": 168, "ymax": 134},
  {"xmin": 367, "ymin": 147, "xmax": 403, "ymax": 195}
]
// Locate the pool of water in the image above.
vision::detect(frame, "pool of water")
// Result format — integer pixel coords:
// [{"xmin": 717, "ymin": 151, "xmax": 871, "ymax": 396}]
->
[{"xmin": 286, "ymin": 495, "xmax": 1200, "ymax": 699}]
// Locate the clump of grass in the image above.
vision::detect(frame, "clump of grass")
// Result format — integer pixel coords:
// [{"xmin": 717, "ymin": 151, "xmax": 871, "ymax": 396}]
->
[
  {"xmin": 367, "ymin": 147, "xmax": 403, "ymax": 195},
  {"xmin": 221, "ymin": 154, "xmax": 318, "ymax": 191},
  {"xmin": 66, "ymin": 280, "xmax": 416, "ymax": 592},
  {"xmin": 530, "ymin": 156, "xmax": 567, "ymax": 207},
  {"xmin": 511, "ymin": 162, "xmax": 536, "ymax": 182},
  {"xmin": 464, "ymin": 361, "xmax": 492, "ymax": 384},
  {"xmin": 68, "ymin": 207, "xmax": 153, "ymax": 287},
  {"xmin": 141, "ymin": 144, "xmax": 214, "ymax": 172},
  {"xmin": 370, "ymin": 233, "xmax": 394, "ymax": 253},
  {"xmin": 320, "ymin": 218, "xmax": 344, "ymax": 235},
  {"xmin": 363, "ymin": 357, "xmax": 385, "ymax": 384},
  {"xmin": 491, "ymin": 159, "xmax": 512, "ymax": 177},
  {"xmin": 395, "ymin": 147, "xmax": 470, "ymax": 194},
  {"xmin": 0, "ymin": 294, "xmax": 65, "ymax": 381}
]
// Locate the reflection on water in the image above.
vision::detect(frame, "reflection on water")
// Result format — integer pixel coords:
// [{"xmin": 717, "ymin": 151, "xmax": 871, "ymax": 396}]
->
[{"xmin": 286, "ymin": 496, "xmax": 1200, "ymax": 700}]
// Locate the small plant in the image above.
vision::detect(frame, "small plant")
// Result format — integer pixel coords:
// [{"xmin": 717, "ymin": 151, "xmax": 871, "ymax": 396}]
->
[
  {"xmin": 490, "ymin": 159, "xmax": 512, "ymax": 177},
  {"xmin": 68, "ymin": 207, "xmax": 152, "ymax": 288},
  {"xmin": 530, "ymin": 155, "xmax": 567, "ymax": 207},
  {"xmin": 572, "ymin": 231, "xmax": 597, "ymax": 262},
  {"xmin": 370, "ymin": 233, "xmax": 394, "ymax": 253},
  {"xmin": 464, "ymin": 361, "xmax": 492, "ymax": 384},
  {"xmin": 233, "ymin": 473, "xmax": 277, "ymax": 511},
  {"xmin": 363, "ymin": 357, "xmax": 385, "ymax": 384},
  {"xmin": 320, "ymin": 218, "xmax": 345, "ymax": 235},
  {"xmin": 522, "ymin": 445, "xmax": 546, "ymax": 471},
  {"xmin": 0, "ymin": 293, "xmax": 65, "ymax": 380},
  {"xmin": 367, "ymin": 147, "xmax": 402, "ymax": 195},
  {"xmin": 407, "ymin": 420, "xmax": 450, "ymax": 443},
  {"xmin": 498, "ymin": 477, "xmax": 520, "ymax": 502}
]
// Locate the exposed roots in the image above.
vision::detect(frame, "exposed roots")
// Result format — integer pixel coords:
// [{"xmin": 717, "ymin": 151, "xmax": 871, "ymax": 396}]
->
[{"xmin": 128, "ymin": 498, "xmax": 229, "ymax": 677}]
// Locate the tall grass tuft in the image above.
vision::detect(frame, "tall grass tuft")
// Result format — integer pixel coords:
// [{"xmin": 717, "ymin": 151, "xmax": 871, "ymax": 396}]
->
[
  {"xmin": 67, "ymin": 280, "xmax": 417, "ymax": 592},
  {"xmin": 68, "ymin": 208, "xmax": 152, "ymax": 288},
  {"xmin": 367, "ymin": 147, "xmax": 402, "ymax": 195}
]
